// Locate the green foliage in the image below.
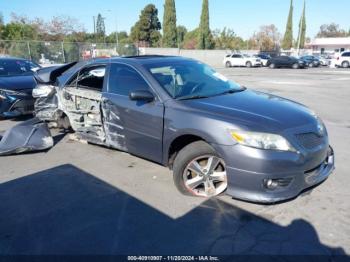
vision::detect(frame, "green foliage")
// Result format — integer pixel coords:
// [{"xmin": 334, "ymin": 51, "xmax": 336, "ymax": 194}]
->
[
  {"xmin": 176, "ymin": 25, "xmax": 187, "ymax": 48},
  {"xmin": 183, "ymin": 28, "xmax": 199, "ymax": 49},
  {"xmin": 317, "ymin": 23, "xmax": 348, "ymax": 38},
  {"xmin": 197, "ymin": 0, "xmax": 215, "ymax": 49},
  {"xmin": 296, "ymin": 1, "xmax": 306, "ymax": 49},
  {"xmin": 130, "ymin": 4, "xmax": 162, "ymax": 47},
  {"xmin": 212, "ymin": 28, "xmax": 245, "ymax": 50},
  {"xmin": 282, "ymin": 0, "xmax": 293, "ymax": 50},
  {"xmin": 96, "ymin": 14, "xmax": 105, "ymax": 38},
  {"xmin": 255, "ymin": 24, "xmax": 280, "ymax": 51},
  {"xmin": 162, "ymin": 0, "xmax": 177, "ymax": 47},
  {"xmin": 1, "ymin": 22, "xmax": 38, "ymax": 40},
  {"xmin": 105, "ymin": 31, "xmax": 130, "ymax": 44}
]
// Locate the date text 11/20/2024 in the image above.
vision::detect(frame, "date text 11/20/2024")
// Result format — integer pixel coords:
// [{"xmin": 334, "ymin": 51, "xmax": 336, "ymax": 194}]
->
[{"xmin": 127, "ymin": 256, "xmax": 219, "ymax": 261}]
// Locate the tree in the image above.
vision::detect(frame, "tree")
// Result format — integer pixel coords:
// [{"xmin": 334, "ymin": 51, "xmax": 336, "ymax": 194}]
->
[
  {"xmin": 212, "ymin": 28, "xmax": 245, "ymax": 50},
  {"xmin": 317, "ymin": 23, "xmax": 348, "ymax": 38},
  {"xmin": 177, "ymin": 25, "xmax": 187, "ymax": 48},
  {"xmin": 282, "ymin": 0, "xmax": 293, "ymax": 50},
  {"xmin": 106, "ymin": 31, "xmax": 130, "ymax": 44},
  {"xmin": 296, "ymin": 0, "xmax": 306, "ymax": 49},
  {"xmin": 0, "ymin": 13, "xmax": 4, "ymax": 25},
  {"xmin": 96, "ymin": 14, "xmax": 105, "ymax": 38},
  {"xmin": 130, "ymin": 4, "xmax": 162, "ymax": 47},
  {"xmin": 254, "ymin": 24, "xmax": 281, "ymax": 51},
  {"xmin": 163, "ymin": 0, "xmax": 177, "ymax": 47},
  {"xmin": 183, "ymin": 28, "xmax": 200, "ymax": 49},
  {"xmin": 197, "ymin": 0, "xmax": 215, "ymax": 49}
]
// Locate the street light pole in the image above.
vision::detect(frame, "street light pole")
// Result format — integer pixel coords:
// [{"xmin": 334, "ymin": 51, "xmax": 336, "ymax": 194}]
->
[{"xmin": 107, "ymin": 9, "xmax": 119, "ymax": 47}]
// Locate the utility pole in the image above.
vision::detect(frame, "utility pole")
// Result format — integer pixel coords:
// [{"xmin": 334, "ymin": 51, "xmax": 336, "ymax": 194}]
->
[{"xmin": 93, "ymin": 16, "xmax": 96, "ymax": 43}]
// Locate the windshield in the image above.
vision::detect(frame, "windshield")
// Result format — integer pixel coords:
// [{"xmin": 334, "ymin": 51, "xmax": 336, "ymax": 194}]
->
[
  {"xmin": 146, "ymin": 61, "xmax": 244, "ymax": 100},
  {"xmin": 0, "ymin": 59, "xmax": 40, "ymax": 77}
]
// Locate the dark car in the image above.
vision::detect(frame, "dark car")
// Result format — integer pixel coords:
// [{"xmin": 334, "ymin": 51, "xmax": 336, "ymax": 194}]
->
[
  {"xmin": 255, "ymin": 54, "xmax": 271, "ymax": 67},
  {"xmin": 300, "ymin": 55, "xmax": 321, "ymax": 68},
  {"xmin": 7, "ymin": 56, "xmax": 333, "ymax": 203},
  {"xmin": 266, "ymin": 56, "xmax": 306, "ymax": 69},
  {"xmin": 0, "ymin": 57, "xmax": 41, "ymax": 118}
]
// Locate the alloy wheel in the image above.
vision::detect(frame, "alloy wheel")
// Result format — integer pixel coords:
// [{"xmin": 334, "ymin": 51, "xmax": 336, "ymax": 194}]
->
[{"xmin": 183, "ymin": 155, "xmax": 227, "ymax": 197}]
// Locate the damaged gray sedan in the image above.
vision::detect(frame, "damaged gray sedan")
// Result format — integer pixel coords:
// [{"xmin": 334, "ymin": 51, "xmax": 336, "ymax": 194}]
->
[{"xmin": 2, "ymin": 56, "xmax": 335, "ymax": 203}]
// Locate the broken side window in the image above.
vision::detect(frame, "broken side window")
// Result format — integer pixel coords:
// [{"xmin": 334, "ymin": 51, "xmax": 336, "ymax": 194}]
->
[{"xmin": 76, "ymin": 65, "xmax": 106, "ymax": 91}]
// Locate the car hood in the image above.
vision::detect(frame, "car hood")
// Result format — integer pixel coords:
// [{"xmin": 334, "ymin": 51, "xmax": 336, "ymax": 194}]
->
[
  {"xmin": 0, "ymin": 75, "xmax": 36, "ymax": 92},
  {"xmin": 180, "ymin": 89, "xmax": 316, "ymax": 131}
]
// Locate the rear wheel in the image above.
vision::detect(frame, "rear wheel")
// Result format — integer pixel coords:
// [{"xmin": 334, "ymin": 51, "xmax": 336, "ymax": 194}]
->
[
  {"xmin": 292, "ymin": 63, "xmax": 299, "ymax": 69},
  {"xmin": 173, "ymin": 141, "xmax": 228, "ymax": 198},
  {"xmin": 246, "ymin": 61, "xmax": 252, "ymax": 68},
  {"xmin": 342, "ymin": 61, "xmax": 350, "ymax": 68},
  {"xmin": 225, "ymin": 61, "xmax": 232, "ymax": 68}
]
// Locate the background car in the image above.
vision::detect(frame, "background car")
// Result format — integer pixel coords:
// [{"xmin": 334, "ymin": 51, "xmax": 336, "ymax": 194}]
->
[
  {"xmin": 0, "ymin": 57, "xmax": 41, "ymax": 118},
  {"xmin": 255, "ymin": 54, "xmax": 271, "ymax": 66},
  {"xmin": 300, "ymin": 55, "xmax": 321, "ymax": 68},
  {"xmin": 334, "ymin": 51, "xmax": 350, "ymax": 68},
  {"xmin": 224, "ymin": 54, "xmax": 262, "ymax": 68},
  {"xmin": 266, "ymin": 56, "xmax": 306, "ymax": 69},
  {"xmin": 316, "ymin": 54, "xmax": 331, "ymax": 66}
]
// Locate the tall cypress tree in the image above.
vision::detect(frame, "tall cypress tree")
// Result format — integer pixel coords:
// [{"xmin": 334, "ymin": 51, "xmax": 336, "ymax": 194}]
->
[
  {"xmin": 282, "ymin": 0, "xmax": 293, "ymax": 50},
  {"xmin": 296, "ymin": 0, "xmax": 306, "ymax": 49},
  {"xmin": 163, "ymin": 0, "xmax": 177, "ymax": 47},
  {"xmin": 197, "ymin": 0, "xmax": 214, "ymax": 49},
  {"xmin": 130, "ymin": 4, "xmax": 162, "ymax": 47},
  {"xmin": 96, "ymin": 13, "xmax": 106, "ymax": 38}
]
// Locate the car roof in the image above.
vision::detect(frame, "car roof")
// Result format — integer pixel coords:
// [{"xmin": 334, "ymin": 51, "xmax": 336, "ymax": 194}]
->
[
  {"xmin": 0, "ymin": 57, "xmax": 32, "ymax": 62},
  {"xmin": 87, "ymin": 55, "xmax": 195, "ymax": 66}
]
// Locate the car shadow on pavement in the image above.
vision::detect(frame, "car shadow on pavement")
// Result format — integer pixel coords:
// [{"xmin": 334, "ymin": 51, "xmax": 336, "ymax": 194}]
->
[{"xmin": 0, "ymin": 164, "xmax": 347, "ymax": 258}]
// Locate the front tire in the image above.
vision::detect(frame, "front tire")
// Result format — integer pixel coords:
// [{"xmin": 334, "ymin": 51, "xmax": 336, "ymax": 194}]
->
[
  {"xmin": 173, "ymin": 141, "xmax": 228, "ymax": 198},
  {"xmin": 246, "ymin": 61, "xmax": 252, "ymax": 68},
  {"xmin": 342, "ymin": 61, "xmax": 350, "ymax": 68},
  {"xmin": 269, "ymin": 63, "xmax": 276, "ymax": 69},
  {"xmin": 225, "ymin": 61, "xmax": 232, "ymax": 68},
  {"xmin": 292, "ymin": 63, "xmax": 299, "ymax": 69}
]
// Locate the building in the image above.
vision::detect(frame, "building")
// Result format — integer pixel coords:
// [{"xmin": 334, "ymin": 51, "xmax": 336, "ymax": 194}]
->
[{"xmin": 306, "ymin": 37, "xmax": 350, "ymax": 54}]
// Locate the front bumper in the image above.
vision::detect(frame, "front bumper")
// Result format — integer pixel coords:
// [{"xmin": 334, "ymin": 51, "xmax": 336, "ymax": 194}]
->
[
  {"xmin": 0, "ymin": 96, "xmax": 34, "ymax": 118},
  {"xmin": 213, "ymin": 143, "xmax": 335, "ymax": 203}
]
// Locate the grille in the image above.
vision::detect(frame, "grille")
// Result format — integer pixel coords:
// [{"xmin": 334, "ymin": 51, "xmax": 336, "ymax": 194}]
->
[{"xmin": 295, "ymin": 133, "xmax": 325, "ymax": 150}]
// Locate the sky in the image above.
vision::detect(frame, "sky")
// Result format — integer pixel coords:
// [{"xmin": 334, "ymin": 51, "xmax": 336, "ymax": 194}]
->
[{"xmin": 1, "ymin": 0, "xmax": 349, "ymax": 39}]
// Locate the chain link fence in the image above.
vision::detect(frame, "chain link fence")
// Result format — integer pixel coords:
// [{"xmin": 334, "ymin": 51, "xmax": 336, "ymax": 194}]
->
[{"xmin": 0, "ymin": 40, "xmax": 138, "ymax": 65}]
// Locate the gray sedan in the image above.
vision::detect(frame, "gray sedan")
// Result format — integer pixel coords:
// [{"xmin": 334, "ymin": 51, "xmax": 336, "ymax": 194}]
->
[{"xmin": 2, "ymin": 56, "xmax": 334, "ymax": 203}]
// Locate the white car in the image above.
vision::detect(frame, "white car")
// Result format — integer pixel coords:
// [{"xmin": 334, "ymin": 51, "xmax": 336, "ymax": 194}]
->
[
  {"xmin": 224, "ymin": 54, "xmax": 262, "ymax": 68},
  {"xmin": 334, "ymin": 51, "xmax": 350, "ymax": 68}
]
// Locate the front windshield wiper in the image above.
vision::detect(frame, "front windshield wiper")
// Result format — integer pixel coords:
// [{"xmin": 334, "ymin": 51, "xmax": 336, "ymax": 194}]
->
[
  {"xmin": 176, "ymin": 87, "xmax": 246, "ymax": 101},
  {"xmin": 213, "ymin": 87, "xmax": 247, "ymax": 97},
  {"xmin": 176, "ymin": 95, "xmax": 210, "ymax": 101}
]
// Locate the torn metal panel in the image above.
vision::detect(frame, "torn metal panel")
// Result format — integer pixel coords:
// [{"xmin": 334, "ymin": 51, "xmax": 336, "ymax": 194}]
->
[
  {"xmin": 101, "ymin": 99, "xmax": 127, "ymax": 151},
  {"xmin": 33, "ymin": 86, "xmax": 59, "ymax": 121},
  {"xmin": 0, "ymin": 117, "xmax": 53, "ymax": 156},
  {"xmin": 58, "ymin": 87, "xmax": 106, "ymax": 144}
]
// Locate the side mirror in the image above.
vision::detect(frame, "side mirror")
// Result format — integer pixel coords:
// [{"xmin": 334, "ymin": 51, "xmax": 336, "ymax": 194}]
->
[{"xmin": 129, "ymin": 90, "xmax": 154, "ymax": 102}]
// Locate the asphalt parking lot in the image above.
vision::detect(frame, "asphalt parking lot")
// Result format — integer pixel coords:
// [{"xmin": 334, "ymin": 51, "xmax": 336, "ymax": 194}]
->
[{"xmin": 0, "ymin": 66, "xmax": 349, "ymax": 256}]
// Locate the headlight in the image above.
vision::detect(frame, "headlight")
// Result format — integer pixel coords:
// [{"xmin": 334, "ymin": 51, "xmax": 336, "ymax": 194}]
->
[
  {"xmin": 230, "ymin": 130, "xmax": 296, "ymax": 152},
  {"xmin": 0, "ymin": 89, "xmax": 28, "ymax": 97},
  {"xmin": 32, "ymin": 85, "xmax": 55, "ymax": 98}
]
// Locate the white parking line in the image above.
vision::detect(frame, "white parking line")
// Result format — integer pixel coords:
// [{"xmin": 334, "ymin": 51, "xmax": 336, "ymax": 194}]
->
[{"xmin": 265, "ymin": 81, "xmax": 310, "ymax": 85}]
